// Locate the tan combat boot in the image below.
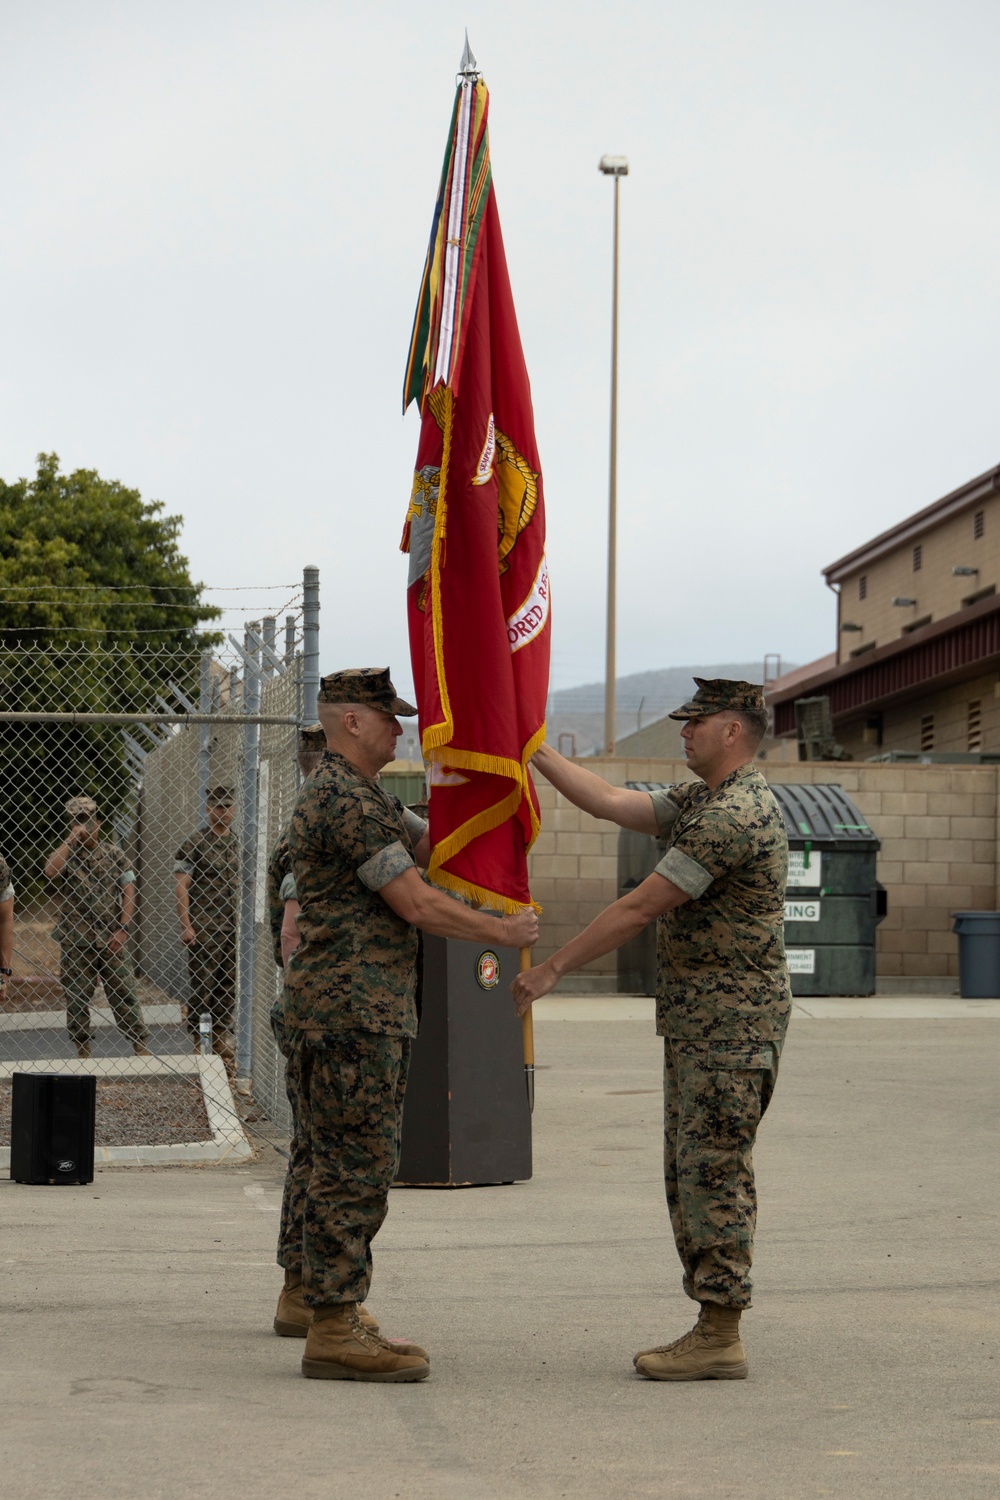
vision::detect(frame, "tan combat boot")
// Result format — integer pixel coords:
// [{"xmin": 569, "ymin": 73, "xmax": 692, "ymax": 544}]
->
[
  {"xmin": 274, "ymin": 1274, "xmax": 427, "ymax": 1356},
  {"xmin": 274, "ymin": 1271, "xmax": 310, "ymax": 1337},
  {"xmin": 301, "ymin": 1303, "xmax": 430, "ymax": 1382},
  {"xmin": 76, "ymin": 1042, "xmax": 91, "ymax": 1060},
  {"xmin": 133, "ymin": 1041, "xmax": 151, "ymax": 1057},
  {"xmin": 634, "ymin": 1304, "xmax": 748, "ymax": 1381}
]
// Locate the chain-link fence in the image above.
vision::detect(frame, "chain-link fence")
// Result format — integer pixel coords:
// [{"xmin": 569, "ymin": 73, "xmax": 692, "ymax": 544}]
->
[{"xmin": 0, "ymin": 572, "xmax": 319, "ymax": 1167}]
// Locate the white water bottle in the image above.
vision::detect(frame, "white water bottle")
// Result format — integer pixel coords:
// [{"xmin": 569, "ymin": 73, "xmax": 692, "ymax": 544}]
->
[{"xmin": 198, "ymin": 1013, "xmax": 212, "ymax": 1056}]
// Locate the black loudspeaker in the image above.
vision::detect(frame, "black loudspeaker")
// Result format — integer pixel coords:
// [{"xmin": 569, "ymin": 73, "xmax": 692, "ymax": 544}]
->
[
  {"xmin": 396, "ymin": 936, "xmax": 531, "ymax": 1187},
  {"xmin": 10, "ymin": 1073, "xmax": 97, "ymax": 1185}
]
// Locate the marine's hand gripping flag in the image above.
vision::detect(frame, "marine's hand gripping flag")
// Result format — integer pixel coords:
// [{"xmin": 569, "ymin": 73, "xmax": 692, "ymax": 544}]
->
[{"xmin": 401, "ymin": 58, "xmax": 549, "ymax": 915}]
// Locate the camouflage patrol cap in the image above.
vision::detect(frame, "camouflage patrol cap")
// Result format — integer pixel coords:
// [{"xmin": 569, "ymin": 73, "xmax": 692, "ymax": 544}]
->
[
  {"xmin": 206, "ymin": 785, "xmax": 235, "ymax": 806},
  {"xmin": 668, "ymin": 678, "xmax": 766, "ymax": 720},
  {"xmin": 298, "ymin": 723, "xmax": 326, "ymax": 753},
  {"xmin": 65, "ymin": 795, "xmax": 98, "ymax": 821},
  {"xmin": 318, "ymin": 668, "xmax": 417, "ymax": 717}
]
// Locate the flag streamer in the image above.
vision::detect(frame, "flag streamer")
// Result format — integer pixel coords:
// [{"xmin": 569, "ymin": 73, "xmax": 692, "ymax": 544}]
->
[{"xmin": 402, "ymin": 73, "xmax": 549, "ymax": 914}]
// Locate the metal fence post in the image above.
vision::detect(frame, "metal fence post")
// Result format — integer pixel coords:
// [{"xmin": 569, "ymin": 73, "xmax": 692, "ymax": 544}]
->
[
  {"xmin": 236, "ymin": 625, "xmax": 261, "ymax": 1084},
  {"xmin": 198, "ymin": 652, "xmax": 211, "ymax": 826},
  {"xmin": 302, "ymin": 566, "xmax": 320, "ymax": 725},
  {"xmin": 284, "ymin": 615, "xmax": 296, "ymax": 665},
  {"xmin": 262, "ymin": 617, "xmax": 276, "ymax": 681}
]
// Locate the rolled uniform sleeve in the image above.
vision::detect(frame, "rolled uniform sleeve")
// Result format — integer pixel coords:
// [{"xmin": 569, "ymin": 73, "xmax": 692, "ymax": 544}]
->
[
  {"xmin": 173, "ymin": 837, "xmax": 195, "ymax": 879},
  {"xmin": 279, "ymin": 872, "xmax": 297, "ymax": 901},
  {"xmin": 656, "ymin": 808, "xmax": 751, "ymax": 901},
  {"xmin": 358, "ymin": 841, "xmax": 414, "ymax": 891}
]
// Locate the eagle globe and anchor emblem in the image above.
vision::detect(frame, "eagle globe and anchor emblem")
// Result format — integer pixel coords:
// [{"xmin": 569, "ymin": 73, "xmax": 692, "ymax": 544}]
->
[{"xmin": 475, "ymin": 949, "xmax": 501, "ymax": 990}]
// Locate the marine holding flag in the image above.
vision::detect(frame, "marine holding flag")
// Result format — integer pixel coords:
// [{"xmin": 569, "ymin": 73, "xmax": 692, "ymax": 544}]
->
[{"xmin": 401, "ymin": 54, "xmax": 549, "ymax": 914}]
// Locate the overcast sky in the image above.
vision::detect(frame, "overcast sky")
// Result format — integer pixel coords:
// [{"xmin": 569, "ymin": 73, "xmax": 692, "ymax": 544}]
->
[{"xmin": 3, "ymin": 1, "xmax": 1000, "ymax": 698}]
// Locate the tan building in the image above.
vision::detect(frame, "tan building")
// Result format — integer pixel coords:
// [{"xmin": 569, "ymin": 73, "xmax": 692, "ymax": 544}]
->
[{"xmin": 770, "ymin": 462, "xmax": 1000, "ymax": 757}]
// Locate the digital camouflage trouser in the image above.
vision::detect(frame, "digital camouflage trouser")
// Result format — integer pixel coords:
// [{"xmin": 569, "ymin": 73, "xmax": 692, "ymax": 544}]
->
[
  {"xmin": 60, "ymin": 938, "xmax": 148, "ymax": 1048},
  {"xmin": 274, "ymin": 1023, "xmax": 410, "ymax": 1308},
  {"xmin": 270, "ymin": 1006, "xmax": 307, "ymax": 1273},
  {"xmin": 663, "ymin": 1036, "xmax": 780, "ymax": 1310},
  {"xmin": 185, "ymin": 929, "xmax": 236, "ymax": 1037}
]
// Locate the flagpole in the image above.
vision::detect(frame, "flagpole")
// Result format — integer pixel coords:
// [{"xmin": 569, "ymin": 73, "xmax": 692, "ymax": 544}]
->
[
  {"xmin": 520, "ymin": 947, "xmax": 535, "ymax": 1112},
  {"xmin": 598, "ymin": 154, "xmax": 628, "ymax": 756}
]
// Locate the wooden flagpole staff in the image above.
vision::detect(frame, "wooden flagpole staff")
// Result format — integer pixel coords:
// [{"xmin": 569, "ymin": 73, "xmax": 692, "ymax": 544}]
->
[{"xmin": 520, "ymin": 947, "xmax": 534, "ymax": 1112}]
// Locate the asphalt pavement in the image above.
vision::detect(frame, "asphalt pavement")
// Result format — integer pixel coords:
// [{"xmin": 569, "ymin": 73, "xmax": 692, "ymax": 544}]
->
[{"xmin": 1, "ymin": 997, "xmax": 998, "ymax": 1500}]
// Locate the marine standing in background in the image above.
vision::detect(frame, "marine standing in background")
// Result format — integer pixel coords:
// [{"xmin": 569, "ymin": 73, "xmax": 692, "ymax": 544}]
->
[
  {"xmin": 0, "ymin": 850, "xmax": 14, "ymax": 1003},
  {"xmin": 277, "ymin": 668, "xmax": 537, "ymax": 1383},
  {"xmin": 174, "ymin": 786, "xmax": 239, "ymax": 1072},
  {"xmin": 44, "ymin": 796, "xmax": 150, "ymax": 1061},
  {"xmin": 513, "ymin": 680, "xmax": 790, "ymax": 1382}
]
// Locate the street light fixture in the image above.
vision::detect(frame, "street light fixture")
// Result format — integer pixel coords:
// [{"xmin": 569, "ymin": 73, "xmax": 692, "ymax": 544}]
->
[{"xmin": 598, "ymin": 153, "xmax": 628, "ymax": 756}]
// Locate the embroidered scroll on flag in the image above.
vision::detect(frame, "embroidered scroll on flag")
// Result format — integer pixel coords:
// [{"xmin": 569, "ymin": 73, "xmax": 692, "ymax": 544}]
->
[{"xmin": 401, "ymin": 68, "xmax": 549, "ymax": 913}]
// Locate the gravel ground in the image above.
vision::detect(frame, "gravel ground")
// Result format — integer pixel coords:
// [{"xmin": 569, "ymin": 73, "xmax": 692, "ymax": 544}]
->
[{"xmin": 0, "ymin": 1077, "xmax": 212, "ymax": 1147}]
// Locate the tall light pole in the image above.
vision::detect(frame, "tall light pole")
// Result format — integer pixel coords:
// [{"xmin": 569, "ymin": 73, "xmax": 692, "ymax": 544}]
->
[{"xmin": 599, "ymin": 154, "xmax": 628, "ymax": 756}]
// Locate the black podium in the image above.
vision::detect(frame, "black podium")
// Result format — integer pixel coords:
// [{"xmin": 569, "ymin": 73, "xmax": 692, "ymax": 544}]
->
[{"xmin": 395, "ymin": 936, "xmax": 531, "ymax": 1186}]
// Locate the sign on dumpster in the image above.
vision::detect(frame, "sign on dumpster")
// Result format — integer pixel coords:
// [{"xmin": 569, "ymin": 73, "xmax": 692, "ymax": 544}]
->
[
  {"xmin": 786, "ymin": 948, "xmax": 816, "ymax": 974},
  {"xmin": 786, "ymin": 851, "xmax": 823, "ymax": 888},
  {"xmin": 784, "ymin": 899, "xmax": 820, "ymax": 922}
]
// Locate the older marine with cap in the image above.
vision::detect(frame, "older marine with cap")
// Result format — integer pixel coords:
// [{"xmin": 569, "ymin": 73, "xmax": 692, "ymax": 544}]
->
[
  {"xmin": 278, "ymin": 668, "xmax": 538, "ymax": 1383},
  {"xmin": 512, "ymin": 679, "xmax": 790, "ymax": 1382}
]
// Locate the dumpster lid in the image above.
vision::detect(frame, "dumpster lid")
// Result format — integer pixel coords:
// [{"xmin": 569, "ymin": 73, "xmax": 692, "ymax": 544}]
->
[
  {"xmin": 769, "ymin": 783, "xmax": 879, "ymax": 851},
  {"xmin": 625, "ymin": 780, "xmax": 879, "ymax": 852}
]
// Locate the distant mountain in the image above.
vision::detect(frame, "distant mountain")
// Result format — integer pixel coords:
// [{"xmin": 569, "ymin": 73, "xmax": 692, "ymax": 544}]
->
[{"xmin": 545, "ymin": 662, "xmax": 793, "ymax": 756}]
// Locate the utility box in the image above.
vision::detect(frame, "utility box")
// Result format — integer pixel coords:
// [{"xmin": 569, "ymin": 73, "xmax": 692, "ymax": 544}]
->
[
  {"xmin": 615, "ymin": 780, "xmax": 886, "ymax": 997},
  {"xmin": 770, "ymin": 782, "xmax": 886, "ymax": 996},
  {"xmin": 395, "ymin": 935, "xmax": 531, "ymax": 1187}
]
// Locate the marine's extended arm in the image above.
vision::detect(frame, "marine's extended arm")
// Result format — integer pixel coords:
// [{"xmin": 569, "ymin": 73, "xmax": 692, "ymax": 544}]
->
[
  {"xmin": 531, "ymin": 743, "xmax": 660, "ymax": 834},
  {"xmin": 511, "ymin": 871, "xmax": 689, "ymax": 1014}
]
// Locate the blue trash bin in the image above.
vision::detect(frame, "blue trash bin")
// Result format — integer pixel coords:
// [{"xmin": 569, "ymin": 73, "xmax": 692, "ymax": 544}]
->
[{"xmin": 951, "ymin": 911, "xmax": 1000, "ymax": 998}]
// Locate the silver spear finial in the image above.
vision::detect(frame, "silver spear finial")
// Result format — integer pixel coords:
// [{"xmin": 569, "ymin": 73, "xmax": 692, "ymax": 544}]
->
[{"xmin": 458, "ymin": 30, "xmax": 480, "ymax": 83}]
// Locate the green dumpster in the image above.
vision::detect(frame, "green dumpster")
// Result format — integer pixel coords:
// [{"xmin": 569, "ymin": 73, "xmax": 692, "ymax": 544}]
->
[{"xmin": 615, "ymin": 780, "xmax": 887, "ymax": 997}]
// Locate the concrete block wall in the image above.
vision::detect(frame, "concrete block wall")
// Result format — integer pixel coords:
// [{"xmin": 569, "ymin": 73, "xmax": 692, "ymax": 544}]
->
[{"xmin": 527, "ymin": 758, "xmax": 1000, "ymax": 989}]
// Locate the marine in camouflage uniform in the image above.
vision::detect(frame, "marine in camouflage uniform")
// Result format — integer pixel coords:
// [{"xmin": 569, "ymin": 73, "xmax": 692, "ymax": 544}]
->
[
  {"xmin": 278, "ymin": 669, "xmax": 537, "ymax": 1382},
  {"xmin": 512, "ymin": 679, "xmax": 790, "ymax": 1381},
  {"xmin": 649, "ymin": 753, "xmax": 790, "ymax": 1314},
  {"xmin": 265, "ymin": 724, "xmax": 325, "ymax": 1279},
  {"xmin": 174, "ymin": 786, "xmax": 239, "ymax": 1059},
  {"xmin": 44, "ymin": 796, "xmax": 148, "ymax": 1057},
  {"xmin": 269, "ymin": 774, "xmax": 429, "ymax": 1286}
]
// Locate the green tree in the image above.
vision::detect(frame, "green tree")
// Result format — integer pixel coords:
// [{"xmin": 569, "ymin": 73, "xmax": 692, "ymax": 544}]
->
[
  {"xmin": 0, "ymin": 451, "xmax": 219, "ymax": 645},
  {"xmin": 0, "ymin": 454, "xmax": 222, "ymax": 903}
]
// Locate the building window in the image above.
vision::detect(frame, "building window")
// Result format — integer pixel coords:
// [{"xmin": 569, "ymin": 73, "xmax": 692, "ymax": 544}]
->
[
  {"xmin": 963, "ymin": 584, "xmax": 995, "ymax": 608},
  {"xmin": 974, "ymin": 509, "xmax": 985, "ymax": 540},
  {"xmin": 912, "ymin": 544, "xmax": 922, "ymax": 572},
  {"xmin": 920, "ymin": 715, "xmax": 934, "ymax": 752},
  {"xmin": 968, "ymin": 700, "xmax": 982, "ymax": 752},
  {"xmin": 858, "ymin": 574, "xmax": 867, "ymax": 600},
  {"xmin": 902, "ymin": 614, "xmax": 932, "ymax": 634}
]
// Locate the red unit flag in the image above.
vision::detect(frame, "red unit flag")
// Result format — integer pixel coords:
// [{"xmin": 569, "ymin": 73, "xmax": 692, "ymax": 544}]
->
[{"xmin": 401, "ymin": 67, "xmax": 549, "ymax": 913}]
